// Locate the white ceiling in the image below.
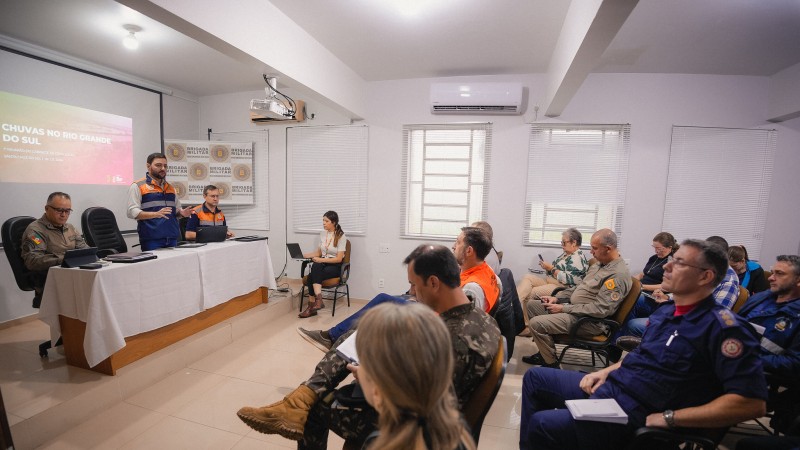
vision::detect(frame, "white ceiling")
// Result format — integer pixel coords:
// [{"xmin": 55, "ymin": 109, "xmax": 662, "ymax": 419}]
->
[{"xmin": 1, "ymin": 0, "xmax": 799, "ymax": 97}]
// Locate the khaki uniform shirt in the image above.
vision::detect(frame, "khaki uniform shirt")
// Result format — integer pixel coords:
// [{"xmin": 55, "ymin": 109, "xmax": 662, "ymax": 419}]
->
[
  {"xmin": 556, "ymin": 257, "xmax": 632, "ymax": 318},
  {"xmin": 21, "ymin": 215, "xmax": 87, "ymax": 271}
]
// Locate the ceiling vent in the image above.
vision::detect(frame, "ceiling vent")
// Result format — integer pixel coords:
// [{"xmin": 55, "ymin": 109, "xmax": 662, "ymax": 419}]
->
[{"xmin": 430, "ymin": 82, "xmax": 523, "ymax": 115}]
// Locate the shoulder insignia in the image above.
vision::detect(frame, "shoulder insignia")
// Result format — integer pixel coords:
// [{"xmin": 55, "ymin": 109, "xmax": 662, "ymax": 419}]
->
[
  {"xmin": 721, "ymin": 338, "xmax": 743, "ymax": 358},
  {"xmin": 604, "ymin": 278, "xmax": 616, "ymax": 290},
  {"xmin": 775, "ymin": 318, "xmax": 789, "ymax": 332},
  {"xmin": 28, "ymin": 234, "xmax": 42, "ymax": 245},
  {"xmin": 714, "ymin": 309, "xmax": 738, "ymax": 328},
  {"xmin": 610, "ymin": 291, "xmax": 620, "ymax": 301}
]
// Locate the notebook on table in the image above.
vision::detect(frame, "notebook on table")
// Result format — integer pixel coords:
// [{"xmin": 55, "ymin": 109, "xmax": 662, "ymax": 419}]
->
[
  {"xmin": 195, "ymin": 226, "xmax": 228, "ymax": 243},
  {"xmin": 104, "ymin": 251, "xmax": 157, "ymax": 263}
]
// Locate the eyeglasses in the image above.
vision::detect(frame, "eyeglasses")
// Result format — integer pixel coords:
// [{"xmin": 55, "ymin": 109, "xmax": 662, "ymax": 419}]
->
[
  {"xmin": 669, "ymin": 257, "xmax": 710, "ymax": 272},
  {"xmin": 561, "ymin": 240, "xmax": 572, "ymax": 246},
  {"xmin": 652, "ymin": 245, "xmax": 667, "ymax": 251},
  {"xmin": 46, "ymin": 205, "xmax": 73, "ymax": 215}
]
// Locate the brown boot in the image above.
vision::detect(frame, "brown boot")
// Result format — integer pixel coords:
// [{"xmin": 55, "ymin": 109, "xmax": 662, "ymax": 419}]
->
[
  {"xmin": 237, "ymin": 385, "xmax": 317, "ymax": 440},
  {"xmin": 298, "ymin": 298, "xmax": 318, "ymax": 318},
  {"xmin": 311, "ymin": 293, "xmax": 324, "ymax": 311}
]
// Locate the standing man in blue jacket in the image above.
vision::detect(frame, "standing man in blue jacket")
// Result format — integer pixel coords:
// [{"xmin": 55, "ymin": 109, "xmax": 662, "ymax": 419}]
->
[{"xmin": 126, "ymin": 153, "xmax": 193, "ymax": 251}]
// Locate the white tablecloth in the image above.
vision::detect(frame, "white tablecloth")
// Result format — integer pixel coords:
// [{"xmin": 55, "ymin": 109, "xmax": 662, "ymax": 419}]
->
[{"xmin": 39, "ymin": 240, "xmax": 276, "ymax": 367}]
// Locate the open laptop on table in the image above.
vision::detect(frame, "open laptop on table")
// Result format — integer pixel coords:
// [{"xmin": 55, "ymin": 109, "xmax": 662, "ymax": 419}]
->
[
  {"xmin": 286, "ymin": 243, "xmax": 311, "ymax": 261},
  {"xmin": 196, "ymin": 225, "xmax": 228, "ymax": 243}
]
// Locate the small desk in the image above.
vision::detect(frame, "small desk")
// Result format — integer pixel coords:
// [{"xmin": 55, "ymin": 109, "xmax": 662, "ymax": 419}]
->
[{"xmin": 39, "ymin": 241, "xmax": 276, "ymax": 374}]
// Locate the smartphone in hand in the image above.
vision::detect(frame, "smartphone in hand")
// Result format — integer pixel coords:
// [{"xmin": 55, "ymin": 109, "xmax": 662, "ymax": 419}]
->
[{"xmin": 538, "ymin": 254, "xmax": 544, "ymax": 261}]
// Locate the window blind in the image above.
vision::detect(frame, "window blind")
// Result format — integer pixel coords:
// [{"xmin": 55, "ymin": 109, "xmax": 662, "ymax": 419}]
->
[
  {"xmin": 401, "ymin": 123, "xmax": 492, "ymax": 239},
  {"xmin": 663, "ymin": 126, "xmax": 776, "ymax": 260},
  {"xmin": 523, "ymin": 124, "xmax": 630, "ymax": 246},
  {"xmin": 288, "ymin": 125, "xmax": 368, "ymax": 235}
]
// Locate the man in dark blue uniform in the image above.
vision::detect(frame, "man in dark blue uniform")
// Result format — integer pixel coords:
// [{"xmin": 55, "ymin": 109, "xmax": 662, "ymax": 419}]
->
[
  {"xmin": 738, "ymin": 255, "xmax": 800, "ymax": 378},
  {"xmin": 519, "ymin": 239, "xmax": 768, "ymax": 450}
]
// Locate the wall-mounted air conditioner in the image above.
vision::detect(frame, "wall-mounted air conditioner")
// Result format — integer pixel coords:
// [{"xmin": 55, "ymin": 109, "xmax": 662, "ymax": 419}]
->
[{"xmin": 430, "ymin": 82, "xmax": 523, "ymax": 115}]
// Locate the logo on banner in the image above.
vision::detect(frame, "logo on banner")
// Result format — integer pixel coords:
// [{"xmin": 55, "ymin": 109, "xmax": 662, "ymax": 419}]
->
[
  {"xmin": 210, "ymin": 145, "xmax": 231, "ymax": 162},
  {"xmin": 166, "ymin": 143, "xmax": 186, "ymax": 161},
  {"xmin": 188, "ymin": 163, "xmax": 209, "ymax": 181},
  {"xmin": 233, "ymin": 164, "xmax": 252, "ymax": 181}
]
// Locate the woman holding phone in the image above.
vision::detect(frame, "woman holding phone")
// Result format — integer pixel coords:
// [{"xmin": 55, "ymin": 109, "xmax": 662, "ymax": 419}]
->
[{"xmin": 516, "ymin": 228, "xmax": 589, "ymax": 326}]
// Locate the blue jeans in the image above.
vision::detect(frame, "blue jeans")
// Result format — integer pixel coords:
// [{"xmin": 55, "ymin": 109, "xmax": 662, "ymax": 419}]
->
[
  {"xmin": 328, "ymin": 293, "xmax": 409, "ymax": 342},
  {"xmin": 140, "ymin": 237, "xmax": 177, "ymax": 251},
  {"xmin": 520, "ymin": 367, "xmax": 633, "ymax": 450}
]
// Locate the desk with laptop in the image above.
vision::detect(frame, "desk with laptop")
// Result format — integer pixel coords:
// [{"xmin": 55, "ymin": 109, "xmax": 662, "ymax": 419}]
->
[{"xmin": 40, "ymin": 239, "xmax": 276, "ymax": 375}]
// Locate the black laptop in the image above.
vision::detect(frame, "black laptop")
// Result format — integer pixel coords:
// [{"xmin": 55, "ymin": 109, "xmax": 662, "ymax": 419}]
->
[
  {"xmin": 61, "ymin": 247, "xmax": 99, "ymax": 268},
  {"xmin": 286, "ymin": 243, "xmax": 311, "ymax": 261},
  {"xmin": 196, "ymin": 225, "xmax": 228, "ymax": 243}
]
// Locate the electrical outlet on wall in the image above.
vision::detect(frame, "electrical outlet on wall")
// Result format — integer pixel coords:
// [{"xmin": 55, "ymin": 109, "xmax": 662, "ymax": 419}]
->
[{"xmin": 378, "ymin": 278, "xmax": 385, "ymax": 288}]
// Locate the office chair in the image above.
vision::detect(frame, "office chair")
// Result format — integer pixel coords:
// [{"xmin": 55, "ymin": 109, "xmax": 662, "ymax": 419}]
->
[
  {"xmin": 496, "ymin": 269, "xmax": 520, "ymax": 359},
  {"xmin": 2, "ymin": 216, "xmax": 61, "ymax": 357},
  {"xmin": 553, "ymin": 277, "xmax": 641, "ymax": 367},
  {"xmin": 81, "ymin": 207, "xmax": 127, "ymax": 257}
]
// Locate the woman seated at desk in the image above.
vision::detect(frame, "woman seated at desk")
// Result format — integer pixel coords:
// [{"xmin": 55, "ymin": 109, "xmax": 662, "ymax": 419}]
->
[{"xmin": 299, "ymin": 210, "xmax": 347, "ymax": 318}]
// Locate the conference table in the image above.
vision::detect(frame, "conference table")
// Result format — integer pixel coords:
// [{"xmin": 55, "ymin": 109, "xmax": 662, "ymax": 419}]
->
[{"xmin": 39, "ymin": 240, "xmax": 276, "ymax": 375}]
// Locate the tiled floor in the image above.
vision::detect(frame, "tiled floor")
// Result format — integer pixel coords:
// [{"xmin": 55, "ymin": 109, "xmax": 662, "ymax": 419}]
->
[
  {"xmin": 0, "ymin": 289, "xmax": 526, "ymax": 449},
  {"xmin": 0, "ymin": 288, "xmax": 769, "ymax": 449}
]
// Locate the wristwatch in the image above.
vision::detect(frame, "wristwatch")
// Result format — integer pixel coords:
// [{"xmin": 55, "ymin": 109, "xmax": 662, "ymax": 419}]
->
[{"xmin": 663, "ymin": 409, "xmax": 676, "ymax": 428}]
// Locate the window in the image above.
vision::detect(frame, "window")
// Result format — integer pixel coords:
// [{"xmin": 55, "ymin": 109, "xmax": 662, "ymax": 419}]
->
[
  {"xmin": 662, "ymin": 126, "xmax": 775, "ymax": 260},
  {"xmin": 523, "ymin": 124, "xmax": 630, "ymax": 246},
  {"xmin": 288, "ymin": 125, "xmax": 368, "ymax": 235},
  {"xmin": 401, "ymin": 123, "xmax": 491, "ymax": 239}
]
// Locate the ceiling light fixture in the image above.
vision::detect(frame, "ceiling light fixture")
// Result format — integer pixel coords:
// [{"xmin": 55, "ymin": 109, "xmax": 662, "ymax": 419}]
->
[{"xmin": 122, "ymin": 24, "xmax": 142, "ymax": 50}]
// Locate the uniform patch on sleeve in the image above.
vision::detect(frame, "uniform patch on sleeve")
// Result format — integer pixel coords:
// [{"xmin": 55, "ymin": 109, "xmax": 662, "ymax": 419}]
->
[
  {"xmin": 721, "ymin": 338, "xmax": 743, "ymax": 358},
  {"xmin": 610, "ymin": 291, "xmax": 620, "ymax": 301},
  {"xmin": 714, "ymin": 309, "xmax": 738, "ymax": 328},
  {"xmin": 604, "ymin": 278, "xmax": 616, "ymax": 290},
  {"xmin": 27, "ymin": 234, "xmax": 42, "ymax": 246}
]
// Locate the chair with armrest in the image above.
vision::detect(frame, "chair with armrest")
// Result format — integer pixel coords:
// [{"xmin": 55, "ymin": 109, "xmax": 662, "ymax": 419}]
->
[
  {"xmin": 731, "ymin": 287, "xmax": 750, "ymax": 314},
  {"xmin": 2, "ymin": 216, "xmax": 62, "ymax": 357},
  {"xmin": 300, "ymin": 240, "xmax": 351, "ymax": 317},
  {"xmin": 552, "ymin": 277, "xmax": 641, "ymax": 367},
  {"xmin": 495, "ymin": 268, "xmax": 520, "ymax": 359},
  {"xmin": 625, "ymin": 426, "xmax": 726, "ymax": 450},
  {"xmin": 81, "ymin": 207, "xmax": 127, "ymax": 258},
  {"xmin": 462, "ymin": 336, "xmax": 507, "ymax": 445}
]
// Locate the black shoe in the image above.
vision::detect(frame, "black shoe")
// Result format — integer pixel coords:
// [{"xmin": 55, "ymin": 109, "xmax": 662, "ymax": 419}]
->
[
  {"xmin": 606, "ymin": 346, "xmax": 623, "ymax": 363},
  {"xmin": 521, "ymin": 353, "xmax": 560, "ymax": 368}
]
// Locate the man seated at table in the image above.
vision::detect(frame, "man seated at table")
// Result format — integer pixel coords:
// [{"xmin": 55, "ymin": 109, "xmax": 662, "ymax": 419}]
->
[
  {"xmin": 237, "ymin": 244, "xmax": 501, "ymax": 449},
  {"xmin": 519, "ymin": 239, "xmax": 767, "ymax": 450},
  {"xmin": 21, "ymin": 192, "xmax": 88, "ymax": 307},
  {"xmin": 184, "ymin": 184, "xmax": 234, "ymax": 240}
]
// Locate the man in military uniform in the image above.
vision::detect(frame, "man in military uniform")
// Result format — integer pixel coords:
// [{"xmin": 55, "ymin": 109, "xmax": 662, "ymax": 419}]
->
[
  {"xmin": 237, "ymin": 245, "xmax": 501, "ymax": 449},
  {"xmin": 184, "ymin": 184, "xmax": 234, "ymax": 240},
  {"xmin": 519, "ymin": 239, "xmax": 768, "ymax": 450},
  {"xmin": 522, "ymin": 228, "xmax": 632, "ymax": 368},
  {"xmin": 21, "ymin": 192, "xmax": 88, "ymax": 307}
]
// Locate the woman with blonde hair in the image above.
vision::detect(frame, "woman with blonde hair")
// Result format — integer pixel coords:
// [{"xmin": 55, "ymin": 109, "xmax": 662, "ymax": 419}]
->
[{"xmin": 353, "ymin": 302, "xmax": 476, "ymax": 450}]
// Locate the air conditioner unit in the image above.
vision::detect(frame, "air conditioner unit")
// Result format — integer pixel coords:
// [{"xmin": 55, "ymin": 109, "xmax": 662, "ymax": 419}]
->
[{"xmin": 430, "ymin": 82, "xmax": 523, "ymax": 115}]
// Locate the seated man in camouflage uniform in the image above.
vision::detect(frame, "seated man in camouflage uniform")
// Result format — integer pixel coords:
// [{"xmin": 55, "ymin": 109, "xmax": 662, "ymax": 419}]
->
[
  {"xmin": 21, "ymin": 192, "xmax": 88, "ymax": 308},
  {"xmin": 237, "ymin": 244, "xmax": 501, "ymax": 449},
  {"xmin": 522, "ymin": 228, "xmax": 632, "ymax": 368}
]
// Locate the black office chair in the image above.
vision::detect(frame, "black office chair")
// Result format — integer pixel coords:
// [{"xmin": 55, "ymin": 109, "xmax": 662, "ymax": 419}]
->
[
  {"xmin": 2, "ymin": 216, "xmax": 61, "ymax": 357},
  {"xmin": 81, "ymin": 207, "xmax": 127, "ymax": 257}
]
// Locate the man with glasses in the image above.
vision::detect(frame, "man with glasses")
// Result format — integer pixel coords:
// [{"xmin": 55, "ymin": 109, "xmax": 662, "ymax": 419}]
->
[
  {"xmin": 522, "ymin": 228, "xmax": 632, "ymax": 368},
  {"xmin": 184, "ymin": 184, "xmax": 234, "ymax": 240},
  {"xmin": 127, "ymin": 153, "xmax": 193, "ymax": 251},
  {"xmin": 21, "ymin": 192, "xmax": 87, "ymax": 307},
  {"xmin": 520, "ymin": 239, "xmax": 767, "ymax": 450}
]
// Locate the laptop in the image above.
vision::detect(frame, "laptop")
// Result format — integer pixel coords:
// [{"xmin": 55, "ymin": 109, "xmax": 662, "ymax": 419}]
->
[
  {"xmin": 196, "ymin": 226, "xmax": 228, "ymax": 243},
  {"xmin": 286, "ymin": 243, "xmax": 311, "ymax": 261},
  {"xmin": 62, "ymin": 247, "xmax": 99, "ymax": 268}
]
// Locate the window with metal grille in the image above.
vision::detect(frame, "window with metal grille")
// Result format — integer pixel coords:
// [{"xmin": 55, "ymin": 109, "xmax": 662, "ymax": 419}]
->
[
  {"xmin": 523, "ymin": 124, "xmax": 630, "ymax": 246},
  {"xmin": 401, "ymin": 123, "xmax": 492, "ymax": 239}
]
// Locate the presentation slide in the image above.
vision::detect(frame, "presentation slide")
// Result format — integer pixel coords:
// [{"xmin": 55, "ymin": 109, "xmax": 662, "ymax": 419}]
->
[
  {"xmin": 1, "ymin": 91, "xmax": 133, "ymax": 185},
  {"xmin": 0, "ymin": 48, "xmax": 163, "ymax": 237}
]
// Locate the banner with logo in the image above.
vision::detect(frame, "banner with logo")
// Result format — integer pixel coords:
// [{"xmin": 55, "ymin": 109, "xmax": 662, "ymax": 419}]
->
[{"xmin": 163, "ymin": 140, "xmax": 254, "ymax": 205}]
